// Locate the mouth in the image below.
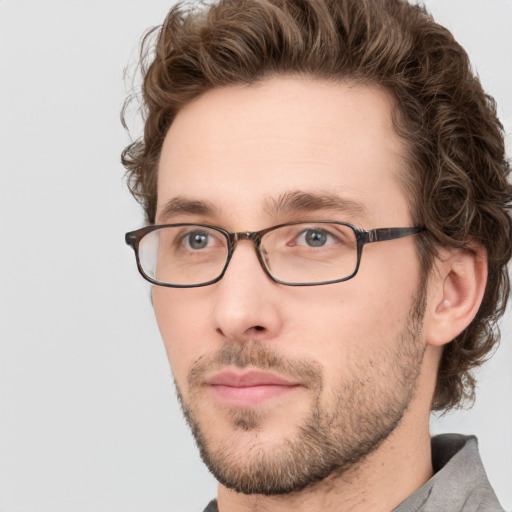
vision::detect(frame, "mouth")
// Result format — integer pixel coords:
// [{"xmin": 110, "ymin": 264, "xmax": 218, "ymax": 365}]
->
[{"xmin": 205, "ymin": 370, "xmax": 302, "ymax": 407}]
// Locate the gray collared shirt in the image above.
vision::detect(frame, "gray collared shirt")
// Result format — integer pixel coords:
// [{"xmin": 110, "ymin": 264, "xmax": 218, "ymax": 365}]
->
[
  {"xmin": 394, "ymin": 434, "xmax": 504, "ymax": 511},
  {"xmin": 203, "ymin": 434, "xmax": 504, "ymax": 512}
]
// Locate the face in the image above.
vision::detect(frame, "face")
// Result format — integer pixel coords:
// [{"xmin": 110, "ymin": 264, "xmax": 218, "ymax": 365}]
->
[{"xmin": 153, "ymin": 77, "xmax": 426, "ymax": 494}]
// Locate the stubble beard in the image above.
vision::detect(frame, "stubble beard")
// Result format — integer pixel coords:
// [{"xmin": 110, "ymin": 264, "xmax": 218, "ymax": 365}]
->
[{"xmin": 174, "ymin": 292, "xmax": 427, "ymax": 496}]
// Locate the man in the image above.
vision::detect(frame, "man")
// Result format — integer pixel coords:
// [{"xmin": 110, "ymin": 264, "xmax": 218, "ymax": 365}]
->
[{"xmin": 123, "ymin": 0, "xmax": 511, "ymax": 510}]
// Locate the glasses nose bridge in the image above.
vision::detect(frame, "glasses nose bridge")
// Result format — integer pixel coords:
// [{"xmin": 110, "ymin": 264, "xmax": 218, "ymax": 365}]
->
[
  {"xmin": 230, "ymin": 230, "xmax": 262, "ymax": 251},
  {"xmin": 227, "ymin": 230, "xmax": 265, "ymax": 269}
]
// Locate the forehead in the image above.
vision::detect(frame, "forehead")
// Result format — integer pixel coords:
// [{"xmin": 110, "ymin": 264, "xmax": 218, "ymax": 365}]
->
[{"xmin": 157, "ymin": 77, "xmax": 410, "ymax": 228}]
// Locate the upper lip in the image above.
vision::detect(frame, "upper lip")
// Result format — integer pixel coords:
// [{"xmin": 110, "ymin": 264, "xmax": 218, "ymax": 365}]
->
[{"xmin": 207, "ymin": 370, "xmax": 298, "ymax": 387}]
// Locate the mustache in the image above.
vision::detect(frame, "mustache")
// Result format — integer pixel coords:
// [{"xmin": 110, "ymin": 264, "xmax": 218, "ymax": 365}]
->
[{"xmin": 188, "ymin": 340, "xmax": 323, "ymax": 391}]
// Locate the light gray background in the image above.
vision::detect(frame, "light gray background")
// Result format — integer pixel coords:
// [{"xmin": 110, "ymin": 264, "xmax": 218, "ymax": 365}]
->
[{"xmin": 1, "ymin": 1, "xmax": 511, "ymax": 511}]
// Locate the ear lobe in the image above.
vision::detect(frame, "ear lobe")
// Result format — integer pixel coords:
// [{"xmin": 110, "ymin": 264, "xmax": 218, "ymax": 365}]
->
[{"xmin": 425, "ymin": 247, "xmax": 487, "ymax": 347}]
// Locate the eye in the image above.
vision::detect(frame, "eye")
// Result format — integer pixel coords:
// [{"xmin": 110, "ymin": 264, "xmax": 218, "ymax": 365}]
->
[
  {"xmin": 303, "ymin": 229, "xmax": 328, "ymax": 247},
  {"xmin": 185, "ymin": 230, "xmax": 211, "ymax": 250},
  {"xmin": 297, "ymin": 228, "xmax": 335, "ymax": 247}
]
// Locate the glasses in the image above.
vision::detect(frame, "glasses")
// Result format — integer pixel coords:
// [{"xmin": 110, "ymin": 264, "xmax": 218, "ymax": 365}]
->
[{"xmin": 125, "ymin": 221, "xmax": 424, "ymax": 287}]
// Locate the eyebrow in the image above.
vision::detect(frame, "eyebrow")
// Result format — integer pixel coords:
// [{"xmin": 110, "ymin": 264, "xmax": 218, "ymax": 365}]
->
[
  {"xmin": 157, "ymin": 197, "xmax": 219, "ymax": 222},
  {"xmin": 264, "ymin": 191, "xmax": 370, "ymax": 220}
]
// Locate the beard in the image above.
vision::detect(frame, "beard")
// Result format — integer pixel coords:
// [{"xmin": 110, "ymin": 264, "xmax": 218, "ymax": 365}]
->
[{"xmin": 174, "ymin": 291, "xmax": 426, "ymax": 496}]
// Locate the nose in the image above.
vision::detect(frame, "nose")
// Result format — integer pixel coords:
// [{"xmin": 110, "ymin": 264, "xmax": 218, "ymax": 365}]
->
[{"xmin": 213, "ymin": 240, "xmax": 284, "ymax": 343}]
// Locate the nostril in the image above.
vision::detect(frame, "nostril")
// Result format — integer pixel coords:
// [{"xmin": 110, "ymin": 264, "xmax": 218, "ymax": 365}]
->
[{"xmin": 254, "ymin": 325, "xmax": 265, "ymax": 331}]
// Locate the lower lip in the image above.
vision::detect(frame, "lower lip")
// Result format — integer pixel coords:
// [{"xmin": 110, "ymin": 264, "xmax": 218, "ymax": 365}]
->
[{"xmin": 209, "ymin": 384, "xmax": 300, "ymax": 407}]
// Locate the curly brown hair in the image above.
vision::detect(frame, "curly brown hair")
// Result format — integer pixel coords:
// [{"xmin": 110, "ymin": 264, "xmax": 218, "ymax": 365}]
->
[{"xmin": 121, "ymin": 0, "xmax": 512, "ymax": 411}]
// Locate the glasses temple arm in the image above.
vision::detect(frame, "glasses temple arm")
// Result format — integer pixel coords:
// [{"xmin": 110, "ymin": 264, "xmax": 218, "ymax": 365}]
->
[{"xmin": 365, "ymin": 227, "xmax": 425, "ymax": 243}]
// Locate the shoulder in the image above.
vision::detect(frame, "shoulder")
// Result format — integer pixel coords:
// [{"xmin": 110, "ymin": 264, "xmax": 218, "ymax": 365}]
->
[{"xmin": 202, "ymin": 499, "xmax": 218, "ymax": 512}]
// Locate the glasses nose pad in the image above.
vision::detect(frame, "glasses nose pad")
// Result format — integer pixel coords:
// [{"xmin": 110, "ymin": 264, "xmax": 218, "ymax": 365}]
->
[{"xmin": 258, "ymin": 245, "xmax": 272, "ymax": 273}]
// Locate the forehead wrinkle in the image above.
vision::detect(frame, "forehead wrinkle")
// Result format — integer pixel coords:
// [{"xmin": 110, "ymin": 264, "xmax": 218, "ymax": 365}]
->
[
  {"xmin": 157, "ymin": 196, "xmax": 219, "ymax": 222},
  {"xmin": 264, "ymin": 191, "xmax": 370, "ymax": 220}
]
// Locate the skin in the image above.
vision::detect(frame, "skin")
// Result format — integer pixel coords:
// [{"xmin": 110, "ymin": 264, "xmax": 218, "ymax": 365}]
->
[{"xmin": 152, "ymin": 77, "xmax": 487, "ymax": 512}]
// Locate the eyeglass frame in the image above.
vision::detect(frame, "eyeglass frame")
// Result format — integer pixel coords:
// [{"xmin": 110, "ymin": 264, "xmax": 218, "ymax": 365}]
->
[{"xmin": 125, "ymin": 221, "xmax": 425, "ymax": 288}]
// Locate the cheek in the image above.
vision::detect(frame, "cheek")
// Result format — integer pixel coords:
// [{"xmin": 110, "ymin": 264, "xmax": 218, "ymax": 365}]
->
[
  {"xmin": 152, "ymin": 288, "xmax": 210, "ymax": 385},
  {"xmin": 287, "ymin": 258, "xmax": 420, "ymax": 371}
]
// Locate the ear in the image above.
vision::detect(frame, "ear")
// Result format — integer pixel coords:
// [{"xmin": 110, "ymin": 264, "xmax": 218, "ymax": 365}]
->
[{"xmin": 424, "ymin": 246, "xmax": 488, "ymax": 347}]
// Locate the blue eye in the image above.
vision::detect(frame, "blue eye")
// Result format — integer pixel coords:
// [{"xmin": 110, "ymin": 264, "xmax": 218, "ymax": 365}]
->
[
  {"xmin": 303, "ymin": 229, "xmax": 328, "ymax": 247},
  {"xmin": 295, "ymin": 228, "xmax": 335, "ymax": 248},
  {"xmin": 186, "ymin": 231, "xmax": 210, "ymax": 249}
]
